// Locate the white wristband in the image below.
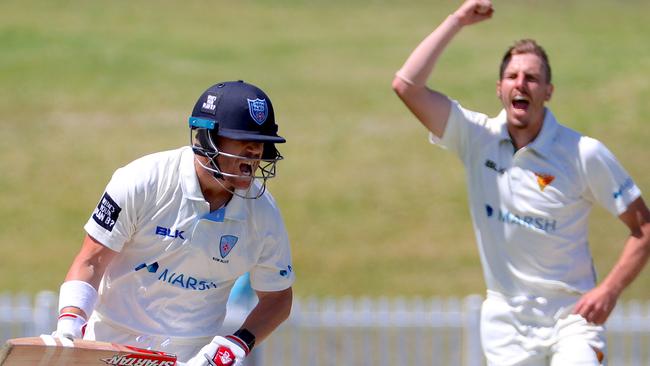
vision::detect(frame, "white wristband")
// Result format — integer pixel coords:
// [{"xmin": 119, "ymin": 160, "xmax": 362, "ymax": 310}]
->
[
  {"xmin": 58, "ymin": 280, "xmax": 98, "ymax": 319},
  {"xmin": 394, "ymin": 70, "xmax": 417, "ymax": 86},
  {"xmin": 56, "ymin": 312, "xmax": 87, "ymax": 339}
]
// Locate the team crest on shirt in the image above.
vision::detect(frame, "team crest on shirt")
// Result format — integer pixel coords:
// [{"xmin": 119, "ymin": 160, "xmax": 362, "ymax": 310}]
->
[
  {"xmin": 534, "ymin": 172, "xmax": 555, "ymax": 191},
  {"xmin": 247, "ymin": 98, "xmax": 268, "ymax": 125},
  {"xmin": 219, "ymin": 235, "xmax": 239, "ymax": 259}
]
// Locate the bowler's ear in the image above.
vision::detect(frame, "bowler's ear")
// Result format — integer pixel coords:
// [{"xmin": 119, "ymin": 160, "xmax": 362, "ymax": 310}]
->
[
  {"xmin": 545, "ymin": 83, "xmax": 554, "ymax": 101},
  {"xmin": 496, "ymin": 80, "xmax": 502, "ymax": 99}
]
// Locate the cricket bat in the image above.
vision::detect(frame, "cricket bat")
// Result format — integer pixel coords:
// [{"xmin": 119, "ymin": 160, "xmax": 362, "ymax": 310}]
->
[{"xmin": 0, "ymin": 335, "xmax": 178, "ymax": 366}]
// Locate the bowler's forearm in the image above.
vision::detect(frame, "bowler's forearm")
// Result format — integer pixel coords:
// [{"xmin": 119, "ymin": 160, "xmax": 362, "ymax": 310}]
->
[
  {"xmin": 600, "ymin": 230, "xmax": 650, "ymax": 297},
  {"xmin": 396, "ymin": 14, "xmax": 463, "ymax": 87}
]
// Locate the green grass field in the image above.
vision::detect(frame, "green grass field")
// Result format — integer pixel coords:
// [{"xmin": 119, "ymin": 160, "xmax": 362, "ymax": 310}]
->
[{"xmin": 1, "ymin": 0, "xmax": 649, "ymax": 300}]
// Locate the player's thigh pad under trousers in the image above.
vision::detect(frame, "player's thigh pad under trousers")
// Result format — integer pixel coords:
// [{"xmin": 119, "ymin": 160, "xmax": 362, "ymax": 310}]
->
[
  {"xmin": 480, "ymin": 293, "xmax": 606, "ymax": 366},
  {"xmin": 549, "ymin": 314, "xmax": 607, "ymax": 366}
]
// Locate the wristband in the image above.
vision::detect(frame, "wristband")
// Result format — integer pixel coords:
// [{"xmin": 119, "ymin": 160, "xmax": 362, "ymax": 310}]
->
[
  {"xmin": 229, "ymin": 328, "xmax": 255, "ymax": 353},
  {"xmin": 394, "ymin": 70, "xmax": 416, "ymax": 86},
  {"xmin": 56, "ymin": 312, "xmax": 87, "ymax": 338},
  {"xmin": 58, "ymin": 280, "xmax": 98, "ymax": 319}
]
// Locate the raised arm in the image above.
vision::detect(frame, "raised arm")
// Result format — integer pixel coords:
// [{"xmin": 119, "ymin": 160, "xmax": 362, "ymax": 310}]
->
[{"xmin": 392, "ymin": 0, "xmax": 494, "ymax": 138}]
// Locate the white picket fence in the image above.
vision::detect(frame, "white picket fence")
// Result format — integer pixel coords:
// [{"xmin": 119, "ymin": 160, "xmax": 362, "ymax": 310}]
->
[{"xmin": 2, "ymin": 292, "xmax": 650, "ymax": 365}]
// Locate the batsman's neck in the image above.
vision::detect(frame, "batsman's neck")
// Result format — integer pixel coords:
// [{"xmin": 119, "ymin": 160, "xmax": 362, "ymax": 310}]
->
[{"xmin": 194, "ymin": 158, "xmax": 233, "ymax": 211}]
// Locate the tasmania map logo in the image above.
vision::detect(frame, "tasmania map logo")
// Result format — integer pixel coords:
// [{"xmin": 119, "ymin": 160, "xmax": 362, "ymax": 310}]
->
[{"xmin": 534, "ymin": 172, "xmax": 555, "ymax": 191}]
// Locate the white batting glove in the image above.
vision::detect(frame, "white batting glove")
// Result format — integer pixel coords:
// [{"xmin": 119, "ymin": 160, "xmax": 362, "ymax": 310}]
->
[
  {"xmin": 183, "ymin": 335, "xmax": 248, "ymax": 366},
  {"xmin": 52, "ymin": 312, "xmax": 87, "ymax": 340}
]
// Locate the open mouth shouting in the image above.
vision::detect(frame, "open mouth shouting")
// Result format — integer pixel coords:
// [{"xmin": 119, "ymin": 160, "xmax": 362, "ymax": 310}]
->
[
  {"xmin": 512, "ymin": 95, "xmax": 530, "ymax": 111},
  {"xmin": 239, "ymin": 161, "xmax": 254, "ymax": 177}
]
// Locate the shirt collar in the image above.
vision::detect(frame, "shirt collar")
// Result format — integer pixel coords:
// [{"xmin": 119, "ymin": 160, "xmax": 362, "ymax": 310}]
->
[
  {"xmin": 223, "ymin": 193, "xmax": 248, "ymax": 221},
  {"xmin": 180, "ymin": 146, "xmax": 248, "ymax": 221},
  {"xmin": 180, "ymin": 146, "xmax": 204, "ymax": 201},
  {"xmin": 528, "ymin": 108, "xmax": 559, "ymax": 157},
  {"xmin": 496, "ymin": 109, "xmax": 511, "ymax": 142},
  {"xmin": 496, "ymin": 107, "xmax": 559, "ymax": 157}
]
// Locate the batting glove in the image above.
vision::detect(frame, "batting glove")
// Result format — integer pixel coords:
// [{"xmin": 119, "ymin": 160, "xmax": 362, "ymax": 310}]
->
[
  {"xmin": 184, "ymin": 335, "xmax": 248, "ymax": 366},
  {"xmin": 53, "ymin": 312, "xmax": 87, "ymax": 340}
]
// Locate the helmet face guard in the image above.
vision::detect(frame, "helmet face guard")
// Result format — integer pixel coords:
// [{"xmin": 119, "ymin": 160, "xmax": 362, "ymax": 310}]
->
[
  {"xmin": 191, "ymin": 127, "xmax": 282, "ymax": 199},
  {"xmin": 188, "ymin": 81, "xmax": 286, "ymax": 199}
]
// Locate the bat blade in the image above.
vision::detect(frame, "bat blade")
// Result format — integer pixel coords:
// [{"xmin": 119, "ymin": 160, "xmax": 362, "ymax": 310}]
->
[{"xmin": 0, "ymin": 336, "xmax": 177, "ymax": 366}]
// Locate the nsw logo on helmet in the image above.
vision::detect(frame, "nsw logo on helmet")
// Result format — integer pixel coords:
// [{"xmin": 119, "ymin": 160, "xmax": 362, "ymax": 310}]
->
[{"xmin": 247, "ymin": 98, "xmax": 268, "ymax": 125}]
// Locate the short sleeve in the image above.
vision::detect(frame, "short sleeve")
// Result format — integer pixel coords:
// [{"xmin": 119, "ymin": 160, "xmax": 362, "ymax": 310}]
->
[
  {"xmin": 429, "ymin": 100, "xmax": 491, "ymax": 164},
  {"xmin": 580, "ymin": 137, "xmax": 642, "ymax": 216},
  {"xmin": 249, "ymin": 198, "xmax": 295, "ymax": 292},
  {"xmin": 83, "ymin": 166, "xmax": 141, "ymax": 252}
]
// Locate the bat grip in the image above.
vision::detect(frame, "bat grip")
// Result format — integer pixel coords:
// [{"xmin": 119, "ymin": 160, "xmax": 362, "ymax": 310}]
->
[{"xmin": 204, "ymin": 353, "xmax": 218, "ymax": 366}]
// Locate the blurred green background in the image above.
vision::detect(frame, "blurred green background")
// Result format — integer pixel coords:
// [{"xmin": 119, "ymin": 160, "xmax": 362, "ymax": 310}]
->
[{"xmin": 1, "ymin": 0, "xmax": 649, "ymax": 299}]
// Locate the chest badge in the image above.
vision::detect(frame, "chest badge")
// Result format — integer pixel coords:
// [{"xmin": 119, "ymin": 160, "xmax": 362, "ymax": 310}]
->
[
  {"xmin": 219, "ymin": 235, "xmax": 239, "ymax": 258},
  {"xmin": 534, "ymin": 172, "xmax": 555, "ymax": 191}
]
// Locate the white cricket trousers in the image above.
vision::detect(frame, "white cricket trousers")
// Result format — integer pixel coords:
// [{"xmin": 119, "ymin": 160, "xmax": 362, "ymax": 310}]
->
[
  {"xmin": 481, "ymin": 290, "xmax": 606, "ymax": 366},
  {"xmin": 84, "ymin": 312, "xmax": 212, "ymax": 362}
]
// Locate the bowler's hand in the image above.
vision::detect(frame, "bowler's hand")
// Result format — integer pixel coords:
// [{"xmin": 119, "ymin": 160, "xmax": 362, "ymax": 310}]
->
[
  {"xmin": 573, "ymin": 285, "xmax": 619, "ymax": 324},
  {"xmin": 453, "ymin": 0, "xmax": 494, "ymax": 26}
]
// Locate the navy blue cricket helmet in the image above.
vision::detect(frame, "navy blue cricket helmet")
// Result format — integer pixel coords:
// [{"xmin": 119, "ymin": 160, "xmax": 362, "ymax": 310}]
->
[
  {"xmin": 189, "ymin": 80, "xmax": 285, "ymax": 158},
  {"xmin": 188, "ymin": 80, "xmax": 285, "ymax": 198}
]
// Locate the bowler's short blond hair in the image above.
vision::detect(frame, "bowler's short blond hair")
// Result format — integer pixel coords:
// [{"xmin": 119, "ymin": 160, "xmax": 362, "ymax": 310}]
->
[{"xmin": 499, "ymin": 39, "xmax": 552, "ymax": 83}]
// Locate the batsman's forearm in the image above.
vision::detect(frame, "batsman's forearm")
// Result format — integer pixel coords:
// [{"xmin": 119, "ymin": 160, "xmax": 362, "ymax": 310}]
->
[
  {"xmin": 64, "ymin": 260, "xmax": 104, "ymax": 288},
  {"xmin": 64, "ymin": 235, "xmax": 117, "ymax": 288},
  {"xmin": 396, "ymin": 13, "xmax": 463, "ymax": 87},
  {"xmin": 238, "ymin": 288, "xmax": 292, "ymax": 344}
]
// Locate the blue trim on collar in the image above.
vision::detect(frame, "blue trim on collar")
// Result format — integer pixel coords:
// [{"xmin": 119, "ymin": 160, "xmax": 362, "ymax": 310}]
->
[{"xmin": 203, "ymin": 207, "xmax": 226, "ymax": 222}]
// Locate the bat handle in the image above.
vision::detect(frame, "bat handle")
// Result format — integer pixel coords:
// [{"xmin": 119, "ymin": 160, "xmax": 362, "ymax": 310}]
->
[{"xmin": 204, "ymin": 353, "xmax": 218, "ymax": 366}]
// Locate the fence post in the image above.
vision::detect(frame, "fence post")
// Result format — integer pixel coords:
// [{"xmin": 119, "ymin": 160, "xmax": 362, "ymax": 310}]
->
[
  {"xmin": 463, "ymin": 294, "xmax": 484, "ymax": 366},
  {"xmin": 33, "ymin": 291, "xmax": 57, "ymax": 336},
  {"xmin": 15, "ymin": 293, "xmax": 32, "ymax": 337},
  {"xmin": 0, "ymin": 293, "xmax": 12, "ymax": 342}
]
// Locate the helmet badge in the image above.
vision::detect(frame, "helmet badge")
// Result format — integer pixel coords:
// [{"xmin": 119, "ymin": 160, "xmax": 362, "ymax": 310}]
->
[
  {"xmin": 247, "ymin": 98, "xmax": 268, "ymax": 125},
  {"xmin": 201, "ymin": 94, "xmax": 218, "ymax": 115}
]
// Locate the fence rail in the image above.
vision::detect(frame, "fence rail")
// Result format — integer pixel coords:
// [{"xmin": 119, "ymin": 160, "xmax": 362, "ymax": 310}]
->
[{"xmin": 2, "ymin": 292, "xmax": 650, "ymax": 365}]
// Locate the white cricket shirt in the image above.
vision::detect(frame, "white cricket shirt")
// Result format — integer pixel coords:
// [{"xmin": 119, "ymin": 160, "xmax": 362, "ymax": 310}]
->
[
  {"xmin": 431, "ymin": 101, "xmax": 641, "ymax": 298},
  {"xmin": 84, "ymin": 146, "xmax": 294, "ymax": 338}
]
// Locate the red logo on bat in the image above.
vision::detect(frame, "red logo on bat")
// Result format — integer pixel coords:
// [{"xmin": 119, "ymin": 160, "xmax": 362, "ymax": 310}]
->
[{"xmin": 101, "ymin": 346, "xmax": 177, "ymax": 366}]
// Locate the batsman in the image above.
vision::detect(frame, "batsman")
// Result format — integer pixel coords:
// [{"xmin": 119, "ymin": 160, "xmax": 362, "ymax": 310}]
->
[
  {"xmin": 392, "ymin": 0, "xmax": 650, "ymax": 365},
  {"xmin": 53, "ymin": 80, "xmax": 294, "ymax": 366}
]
